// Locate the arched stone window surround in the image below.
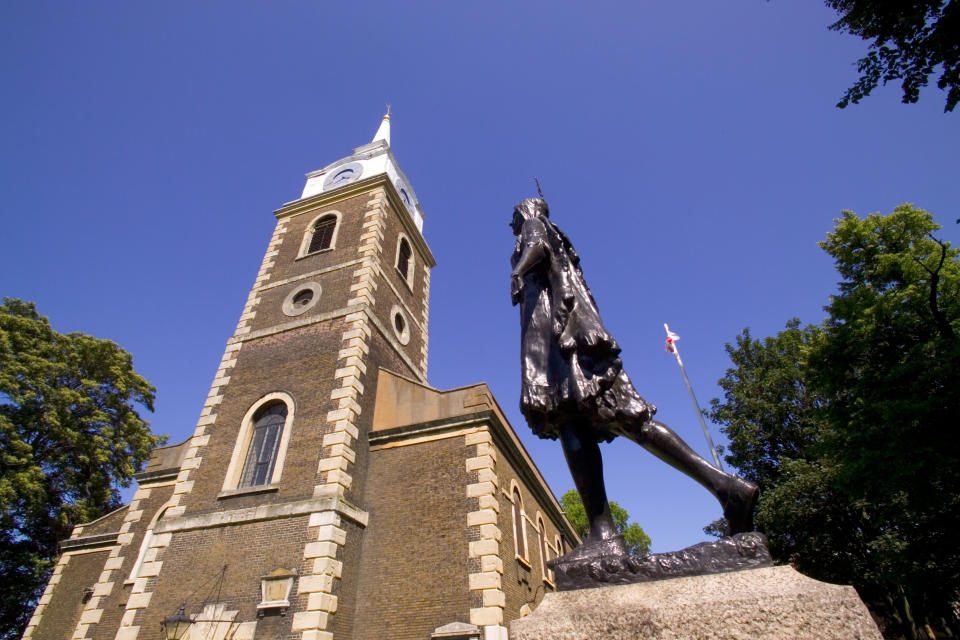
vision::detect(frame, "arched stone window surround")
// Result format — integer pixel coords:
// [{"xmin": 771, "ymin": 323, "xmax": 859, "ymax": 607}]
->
[
  {"xmin": 298, "ymin": 210, "xmax": 342, "ymax": 258},
  {"xmin": 510, "ymin": 480, "xmax": 529, "ymax": 562},
  {"xmin": 536, "ymin": 513, "xmax": 549, "ymax": 579},
  {"xmin": 221, "ymin": 392, "xmax": 296, "ymax": 492},
  {"xmin": 125, "ymin": 503, "xmax": 173, "ymax": 584},
  {"xmin": 394, "ymin": 232, "xmax": 414, "ymax": 288}
]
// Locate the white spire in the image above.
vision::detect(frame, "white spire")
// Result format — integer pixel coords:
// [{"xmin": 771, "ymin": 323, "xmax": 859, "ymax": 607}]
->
[
  {"xmin": 301, "ymin": 105, "xmax": 425, "ymax": 233},
  {"xmin": 372, "ymin": 107, "xmax": 390, "ymax": 146}
]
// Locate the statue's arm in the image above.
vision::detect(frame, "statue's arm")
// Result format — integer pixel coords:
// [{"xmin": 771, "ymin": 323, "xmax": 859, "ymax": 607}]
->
[{"xmin": 511, "ymin": 219, "xmax": 549, "ymax": 305}]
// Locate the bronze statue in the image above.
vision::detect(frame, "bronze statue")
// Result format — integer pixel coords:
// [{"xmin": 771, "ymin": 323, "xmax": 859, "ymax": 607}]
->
[{"xmin": 510, "ymin": 197, "xmax": 758, "ymax": 560}]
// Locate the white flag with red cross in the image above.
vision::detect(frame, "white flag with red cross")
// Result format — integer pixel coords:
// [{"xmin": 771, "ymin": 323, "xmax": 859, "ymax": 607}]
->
[{"xmin": 664, "ymin": 325, "xmax": 680, "ymax": 353}]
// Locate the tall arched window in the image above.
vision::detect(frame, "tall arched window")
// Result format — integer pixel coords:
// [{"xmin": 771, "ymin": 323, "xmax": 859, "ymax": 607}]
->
[
  {"xmin": 553, "ymin": 535, "xmax": 561, "ymax": 582},
  {"xmin": 222, "ymin": 393, "xmax": 295, "ymax": 493},
  {"xmin": 538, "ymin": 515, "xmax": 548, "ymax": 578},
  {"xmin": 512, "ymin": 486, "xmax": 527, "ymax": 559},
  {"xmin": 126, "ymin": 505, "xmax": 171, "ymax": 584},
  {"xmin": 239, "ymin": 402, "xmax": 287, "ymax": 487},
  {"xmin": 307, "ymin": 215, "xmax": 337, "ymax": 254}
]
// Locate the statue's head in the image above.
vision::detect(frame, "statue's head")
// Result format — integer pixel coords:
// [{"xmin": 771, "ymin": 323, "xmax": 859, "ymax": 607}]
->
[
  {"xmin": 511, "ymin": 198, "xmax": 549, "ymax": 235},
  {"xmin": 516, "ymin": 198, "xmax": 548, "ymax": 218}
]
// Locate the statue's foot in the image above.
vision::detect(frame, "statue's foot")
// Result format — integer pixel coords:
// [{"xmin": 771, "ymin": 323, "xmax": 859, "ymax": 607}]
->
[
  {"xmin": 719, "ymin": 475, "xmax": 759, "ymax": 536},
  {"xmin": 556, "ymin": 535, "xmax": 628, "ymax": 563}
]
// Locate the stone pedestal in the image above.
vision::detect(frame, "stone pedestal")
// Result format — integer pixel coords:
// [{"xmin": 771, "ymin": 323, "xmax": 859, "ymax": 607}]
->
[{"xmin": 510, "ymin": 565, "xmax": 883, "ymax": 639}]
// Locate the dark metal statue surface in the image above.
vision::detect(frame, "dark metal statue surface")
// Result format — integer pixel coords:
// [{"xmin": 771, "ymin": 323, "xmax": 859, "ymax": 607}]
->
[{"xmin": 510, "ymin": 197, "xmax": 760, "ymax": 588}]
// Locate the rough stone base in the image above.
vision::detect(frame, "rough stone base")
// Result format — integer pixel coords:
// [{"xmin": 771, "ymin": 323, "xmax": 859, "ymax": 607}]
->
[{"xmin": 510, "ymin": 565, "xmax": 883, "ymax": 639}]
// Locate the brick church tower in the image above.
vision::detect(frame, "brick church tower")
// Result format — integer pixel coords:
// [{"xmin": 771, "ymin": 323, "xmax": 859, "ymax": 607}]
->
[{"xmin": 25, "ymin": 116, "xmax": 577, "ymax": 640}]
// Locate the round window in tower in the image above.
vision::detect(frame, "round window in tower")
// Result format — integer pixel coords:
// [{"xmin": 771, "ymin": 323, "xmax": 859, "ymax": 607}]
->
[
  {"xmin": 293, "ymin": 289, "xmax": 313, "ymax": 307},
  {"xmin": 390, "ymin": 305, "xmax": 410, "ymax": 345},
  {"xmin": 282, "ymin": 282, "xmax": 322, "ymax": 317}
]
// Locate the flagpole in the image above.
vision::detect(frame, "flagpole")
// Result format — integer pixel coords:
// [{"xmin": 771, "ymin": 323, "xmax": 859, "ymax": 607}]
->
[{"xmin": 664, "ymin": 324, "xmax": 724, "ymax": 471}]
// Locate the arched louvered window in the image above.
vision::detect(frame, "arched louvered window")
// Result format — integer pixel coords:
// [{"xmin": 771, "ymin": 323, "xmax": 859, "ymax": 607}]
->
[
  {"xmin": 239, "ymin": 402, "xmax": 287, "ymax": 487},
  {"xmin": 513, "ymin": 486, "xmax": 527, "ymax": 559},
  {"xmin": 308, "ymin": 215, "xmax": 337, "ymax": 254},
  {"xmin": 396, "ymin": 237, "xmax": 412, "ymax": 280}
]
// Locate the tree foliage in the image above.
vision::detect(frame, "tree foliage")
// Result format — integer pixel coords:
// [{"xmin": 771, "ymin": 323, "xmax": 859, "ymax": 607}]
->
[
  {"xmin": 0, "ymin": 299, "xmax": 161, "ymax": 638},
  {"xmin": 709, "ymin": 205, "xmax": 960, "ymax": 639},
  {"xmin": 559, "ymin": 489, "xmax": 652, "ymax": 555},
  {"xmin": 709, "ymin": 320, "xmax": 825, "ymax": 490},
  {"xmin": 826, "ymin": 1, "xmax": 960, "ymax": 112}
]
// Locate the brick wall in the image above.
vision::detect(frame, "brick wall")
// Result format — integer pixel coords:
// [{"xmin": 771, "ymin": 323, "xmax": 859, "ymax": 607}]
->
[
  {"xmin": 91, "ymin": 483, "xmax": 177, "ymax": 639},
  {"xmin": 351, "ymin": 435, "xmax": 473, "ymax": 639},
  {"xmin": 136, "ymin": 515, "xmax": 313, "ymax": 639},
  {"xmin": 344, "ymin": 332, "xmax": 419, "ymax": 505},
  {"xmin": 370, "ymin": 197, "xmax": 428, "ymax": 378},
  {"xmin": 263, "ymin": 195, "xmax": 370, "ymax": 288},
  {"xmin": 178, "ymin": 320, "xmax": 345, "ymax": 513},
  {"xmin": 328, "ymin": 518, "xmax": 363, "ymax": 639},
  {"xmin": 249, "ymin": 266, "xmax": 357, "ymax": 333},
  {"xmin": 75, "ymin": 507, "xmax": 127, "ymax": 536},
  {"xmin": 31, "ymin": 551, "xmax": 108, "ymax": 639}
]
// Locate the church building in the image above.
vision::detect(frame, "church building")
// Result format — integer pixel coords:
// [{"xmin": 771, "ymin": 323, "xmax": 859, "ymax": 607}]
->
[{"xmin": 23, "ymin": 115, "xmax": 578, "ymax": 640}]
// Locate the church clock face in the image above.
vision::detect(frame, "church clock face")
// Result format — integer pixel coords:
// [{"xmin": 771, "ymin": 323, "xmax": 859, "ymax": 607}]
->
[
  {"xmin": 396, "ymin": 181, "xmax": 411, "ymax": 207},
  {"xmin": 323, "ymin": 162, "xmax": 363, "ymax": 189}
]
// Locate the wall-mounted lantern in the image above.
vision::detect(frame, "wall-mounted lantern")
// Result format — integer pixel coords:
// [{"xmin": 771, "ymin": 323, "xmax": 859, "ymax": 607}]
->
[
  {"xmin": 257, "ymin": 568, "xmax": 296, "ymax": 617},
  {"xmin": 160, "ymin": 603, "xmax": 193, "ymax": 640}
]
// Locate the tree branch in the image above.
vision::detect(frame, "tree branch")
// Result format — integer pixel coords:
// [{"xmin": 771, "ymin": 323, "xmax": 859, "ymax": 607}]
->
[{"xmin": 913, "ymin": 237, "xmax": 956, "ymax": 342}]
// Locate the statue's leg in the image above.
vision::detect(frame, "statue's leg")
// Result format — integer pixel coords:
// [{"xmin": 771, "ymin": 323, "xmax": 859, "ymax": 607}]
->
[
  {"xmin": 621, "ymin": 419, "xmax": 758, "ymax": 536},
  {"xmin": 558, "ymin": 425, "xmax": 618, "ymax": 543}
]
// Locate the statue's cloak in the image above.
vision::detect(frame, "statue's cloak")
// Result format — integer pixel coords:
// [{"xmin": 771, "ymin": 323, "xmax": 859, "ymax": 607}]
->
[{"xmin": 511, "ymin": 213, "xmax": 653, "ymax": 441}]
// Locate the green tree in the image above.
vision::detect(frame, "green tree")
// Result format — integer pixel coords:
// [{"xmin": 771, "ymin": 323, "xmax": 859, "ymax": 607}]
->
[
  {"xmin": 824, "ymin": 1, "xmax": 960, "ymax": 112},
  {"xmin": 709, "ymin": 205, "xmax": 960, "ymax": 639},
  {"xmin": 708, "ymin": 320, "xmax": 825, "ymax": 490},
  {"xmin": 0, "ymin": 299, "xmax": 162, "ymax": 639},
  {"xmin": 559, "ymin": 489, "xmax": 652, "ymax": 555}
]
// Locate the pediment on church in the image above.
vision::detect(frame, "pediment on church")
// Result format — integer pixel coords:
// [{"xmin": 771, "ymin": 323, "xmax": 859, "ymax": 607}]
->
[{"xmin": 431, "ymin": 621, "xmax": 481, "ymax": 639}]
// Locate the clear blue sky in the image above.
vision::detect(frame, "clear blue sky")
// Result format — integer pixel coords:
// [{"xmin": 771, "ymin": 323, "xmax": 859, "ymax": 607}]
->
[{"xmin": 2, "ymin": 2, "xmax": 957, "ymax": 553}]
